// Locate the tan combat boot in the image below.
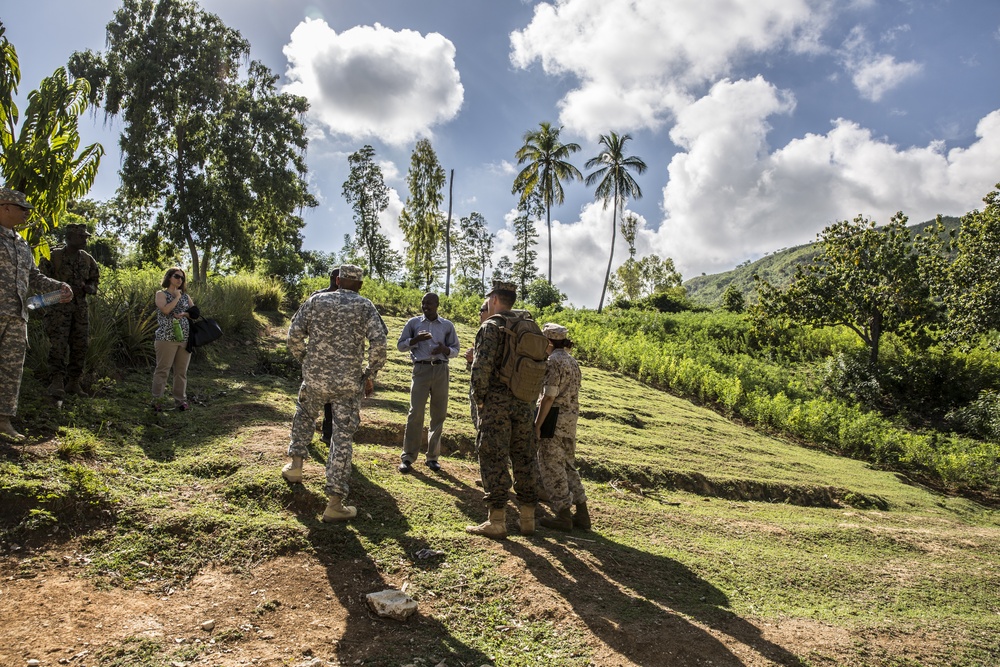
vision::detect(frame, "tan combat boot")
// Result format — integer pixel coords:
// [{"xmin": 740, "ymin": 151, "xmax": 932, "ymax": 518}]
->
[
  {"xmin": 0, "ymin": 416, "xmax": 23, "ymax": 440},
  {"xmin": 573, "ymin": 502, "xmax": 592, "ymax": 530},
  {"xmin": 322, "ymin": 494, "xmax": 357, "ymax": 522},
  {"xmin": 281, "ymin": 456, "xmax": 304, "ymax": 483},
  {"xmin": 540, "ymin": 506, "xmax": 573, "ymax": 531},
  {"xmin": 519, "ymin": 504, "xmax": 536, "ymax": 536},
  {"xmin": 466, "ymin": 508, "xmax": 507, "ymax": 539}
]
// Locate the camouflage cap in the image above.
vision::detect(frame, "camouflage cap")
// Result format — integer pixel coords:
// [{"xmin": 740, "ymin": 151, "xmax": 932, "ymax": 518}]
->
[
  {"xmin": 65, "ymin": 223, "xmax": 91, "ymax": 237},
  {"xmin": 0, "ymin": 187, "xmax": 33, "ymax": 210},
  {"xmin": 541, "ymin": 323, "xmax": 568, "ymax": 340},
  {"xmin": 339, "ymin": 264, "xmax": 363, "ymax": 281},
  {"xmin": 486, "ymin": 279, "xmax": 517, "ymax": 299}
]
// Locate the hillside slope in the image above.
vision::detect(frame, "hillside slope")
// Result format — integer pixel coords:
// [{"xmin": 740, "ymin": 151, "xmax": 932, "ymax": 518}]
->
[{"xmin": 0, "ymin": 314, "xmax": 997, "ymax": 666}]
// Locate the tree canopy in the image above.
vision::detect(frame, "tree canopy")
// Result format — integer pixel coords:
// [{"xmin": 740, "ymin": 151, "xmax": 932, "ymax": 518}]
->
[
  {"xmin": 342, "ymin": 145, "xmax": 396, "ymax": 280},
  {"xmin": 398, "ymin": 138, "xmax": 446, "ymax": 290}
]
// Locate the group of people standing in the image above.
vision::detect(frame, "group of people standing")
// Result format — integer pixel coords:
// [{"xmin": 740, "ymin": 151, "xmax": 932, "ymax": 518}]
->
[{"xmin": 282, "ymin": 264, "xmax": 588, "ymax": 537}]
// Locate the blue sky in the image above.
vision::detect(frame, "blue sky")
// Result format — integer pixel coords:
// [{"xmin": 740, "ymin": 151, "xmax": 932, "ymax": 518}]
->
[{"xmin": 5, "ymin": 0, "xmax": 1000, "ymax": 306}]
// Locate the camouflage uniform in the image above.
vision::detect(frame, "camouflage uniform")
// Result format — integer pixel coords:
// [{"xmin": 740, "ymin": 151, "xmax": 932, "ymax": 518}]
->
[
  {"xmin": 0, "ymin": 225, "xmax": 67, "ymax": 416},
  {"xmin": 537, "ymin": 348, "xmax": 586, "ymax": 513},
  {"xmin": 39, "ymin": 243, "xmax": 100, "ymax": 385},
  {"xmin": 287, "ymin": 286, "xmax": 386, "ymax": 499},
  {"xmin": 471, "ymin": 310, "xmax": 540, "ymax": 510}
]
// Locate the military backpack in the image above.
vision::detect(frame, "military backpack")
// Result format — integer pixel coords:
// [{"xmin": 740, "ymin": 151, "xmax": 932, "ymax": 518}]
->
[{"xmin": 490, "ymin": 309, "xmax": 549, "ymax": 402}]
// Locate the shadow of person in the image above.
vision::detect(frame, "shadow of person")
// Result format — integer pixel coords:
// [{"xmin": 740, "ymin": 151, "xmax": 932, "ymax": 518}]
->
[
  {"xmin": 504, "ymin": 533, "xmax": 807, "ymax": 667},
  {"xmin": 400, "ymin": 464, "xmax": 488, "ymax": 525},
  {"xmin": 287, "ymin": 463, "xmax": 494, "ymax": 666}
]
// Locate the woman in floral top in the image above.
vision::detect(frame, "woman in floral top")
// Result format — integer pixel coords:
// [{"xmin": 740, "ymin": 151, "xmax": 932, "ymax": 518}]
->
[{"xmin": 152, "ymin": 267, "xmax": 196, "ymax": 411}]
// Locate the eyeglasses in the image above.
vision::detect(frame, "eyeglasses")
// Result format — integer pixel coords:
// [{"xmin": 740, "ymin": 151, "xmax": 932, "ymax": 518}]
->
[{"xmin": 171, "ymin": 274, "xmax": 185, "ymax": 280}]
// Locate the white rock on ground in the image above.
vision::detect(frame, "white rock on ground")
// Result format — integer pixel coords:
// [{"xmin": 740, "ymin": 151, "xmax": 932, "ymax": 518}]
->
[{"xmin": 365, "ymin": 589, "xmax": 418, "ymax": 620}]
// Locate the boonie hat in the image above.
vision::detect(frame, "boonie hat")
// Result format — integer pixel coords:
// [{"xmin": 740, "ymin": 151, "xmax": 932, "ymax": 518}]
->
[
  {"xmin": 541, "ymin": 323, "xmax": 568, "ymax": 340},
  {"xmin": 0, "ymin": 187, "xmax": 33, "ymax": 210},
  {"xmin": 339, "ymin": 264, "xmax": 364, "ymax": 281}
]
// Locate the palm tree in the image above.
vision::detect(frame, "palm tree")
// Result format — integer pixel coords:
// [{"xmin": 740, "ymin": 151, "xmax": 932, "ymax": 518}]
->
[
  {"xmin": 512, "ymin": 122, "xmax": 582, "ymax": 283},
  {"xmin": 585, "ymin": 132, "xmax": 647, "ymax": 313}
]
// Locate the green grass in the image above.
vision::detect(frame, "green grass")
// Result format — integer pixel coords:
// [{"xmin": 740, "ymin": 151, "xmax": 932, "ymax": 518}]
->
[{"xmin": 1, "ymin": 313, "xmax": 998, "ymax": 666}]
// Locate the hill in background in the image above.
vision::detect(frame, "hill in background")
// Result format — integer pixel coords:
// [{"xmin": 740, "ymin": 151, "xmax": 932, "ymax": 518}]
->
[{"xmin": 684, "ymin": 215, "xmax": 961, "ymax": 307}]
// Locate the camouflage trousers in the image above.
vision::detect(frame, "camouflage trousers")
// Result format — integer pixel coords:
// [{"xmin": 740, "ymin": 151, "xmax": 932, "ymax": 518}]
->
[
  {"xmin": 0, "ymin": 316, "xmax": 27, "ymax": 416},
  {"xmin": 288, "ymin": 382, "xmax": 361, "ymax": 499},
  {"xmin": 44, "ymin": 302, "xmax": 89, "ymax": 381},
  {"xmin": 537, "ymin": 434, "xmax": 587, "ymax": 512},
  {"xmin": 476, "ymin": 391, "xmax": 539, "ymax": 509}
]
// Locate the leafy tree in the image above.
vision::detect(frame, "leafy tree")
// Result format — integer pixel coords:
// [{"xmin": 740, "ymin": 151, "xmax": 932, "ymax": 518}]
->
[
  {"xmin": 510, "ymin": 212, "xmax": 540, "ymax": 297},
  {"xmin": 526, "ymin": 278, "xmax": 565, "ymax": 309},
  {"xmin": 944, "ymin": 184, "xmax": 1000, "ymax": 348},
  {"xmin": 754, "ymin": 212, "xmax": 943, "ymax": 367},
  {"xmin": 585, "ymin": 132, "xmax": 647, "ymax": 313},
  {"xmin": 492, "ymin": 255, "xmax": 514, "ymax": 284},
  {"xmin": 301, "ymin": 250, "xmax": 338, "ymax": 279},
  {"xmin": 720, "ymin": 284, "xmax": 745, "ymax": 313},
  {"xmin": 398, "ymin": 138, "xmax": 446, "ymax": 290},
  {"xmin": 69, "ymin": 0, "xmax": 314, "ymax": 282},
  {"xmin": 342, "ymin": 145, "xmax": 395, "ymax": 279},
  {"xmin": 455, "ymin": 211, "xmax": 493, "ymax": 295},
  {"xmin": 0, "ymin": 21, "xmax": 103, "ymax": 260},
  {"xmin": 610, "ymin": 254, "xmax": 683, "ymax": 302},
  {"xmin": 512, "ymin": 121, "xmax": 582, "ymax": 283}
]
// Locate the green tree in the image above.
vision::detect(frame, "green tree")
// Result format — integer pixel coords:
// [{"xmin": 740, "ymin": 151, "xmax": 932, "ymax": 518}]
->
[
  {"xmin": 512, "ymin": 121, "xmax": 582, "ymax": 284},
  {"xmin": 511, "ymin": 212, "xmax": 540, "ymax": 297},
  {"xmin": 755, "ymin": 212, "xmax": 943, "ymax": 367},
  {"xmin": 455, "ymin": 211, "xmax": 493, "ymax": 295},
  {"xmin": 398, "ymin": 138, "xmax": 446, "ymax": 290},
  {"xmin": 493, "ymin": 255, "xmax": 513, "ymax": 284},
  {"xmin": 342, "ymin": 145, "xmax": 395, "ymax": 279},
  {"xmin": 585, "ymin": 132, "xmax": 647, "ymax": 313},
  {"xmin": 526, "ymin": 278, "xmax": 565, "ymax": 309},
  {"xmin": 70, "ymin": 0, "xmax": 314, "ymax": 282},
  {"xmin": 0, "ymin": 21, "xmax": 103, "ymax": 260},
  {"xmin": 945, "ymin": 184, "xmax": 1000, "ymax": 347},
  {"xmin": 720, "ymin": 284, "xmax": 745, "ymax": 313}
]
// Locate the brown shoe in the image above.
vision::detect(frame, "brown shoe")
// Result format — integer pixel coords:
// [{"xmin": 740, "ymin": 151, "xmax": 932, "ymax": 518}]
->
[
  {"xmin": 573, "ymin": 502, "xmax": 591, "ymax": 530},
  {"xmin": 0, "ymin": 417, "xmax": 23, "ymax": 440},
  {"xmin": 466, "ymin": 508, "xmax": 507, "ymax": 539},
  {"xmin": 540, "ymin": 507, "xmax": 573, "ymax": 532},
  {"xmin": 519, "ymin": 504, "xmax": 536, "ymax": 536},
  {"xmin": 65, "ymin": 378, "xmax": 83, "ymax": 395},
  {"xmin": 48, "ymin": 377, "xmax": 65, "ymax": 398}
]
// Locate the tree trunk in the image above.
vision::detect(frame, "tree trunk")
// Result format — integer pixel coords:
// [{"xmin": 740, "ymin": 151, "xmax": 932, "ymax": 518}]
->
[
  {"xmin": 869, "ymin": 311, "xmax": 883, "ymax": 368},
  {"xmin": 445, "ymin": 169, "xmax": 454, "ymax": 296},
  {"xmin": 546, "ymin": 203, "xmax": 552, "ymax": 284},
  {"xmin": 598, "ymin": 196, "xmax": 619, "ymax": 314}
]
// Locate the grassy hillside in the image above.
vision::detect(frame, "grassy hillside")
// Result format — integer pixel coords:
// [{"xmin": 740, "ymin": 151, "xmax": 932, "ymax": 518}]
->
[
  {"xmin": 685, "ymin": 216, "xmax": 962, "ymax": 307},
  {"xmin": 1, "ymin": 306, "xmax": 998, "ymax": 666}
]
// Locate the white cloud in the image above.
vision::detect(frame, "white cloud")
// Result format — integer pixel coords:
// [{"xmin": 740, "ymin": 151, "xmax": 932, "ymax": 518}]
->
[
  {"xmin": 510, "ymin": 0, "xmax": 830, "ymax": 135},
  {"xmin": 282, "ymin": 19, "xmax": 464, "ymax": 145},
  {"xmin": 842, "ymin": 26, "xmax": 921, "ymax": 101},
  {"xmin": 652, "ymin": 78, "xmax": 1000, "ymax": 278}
]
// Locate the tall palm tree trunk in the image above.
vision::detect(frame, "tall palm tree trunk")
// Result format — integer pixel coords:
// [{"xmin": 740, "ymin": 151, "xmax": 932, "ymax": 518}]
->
[
  {"xmin": 546, "ymin": 204, "xmax": 553, "ymax": 284},
  {"xmin": 598, "ymin": 201, "xmax": 618, "ymax": 313}
]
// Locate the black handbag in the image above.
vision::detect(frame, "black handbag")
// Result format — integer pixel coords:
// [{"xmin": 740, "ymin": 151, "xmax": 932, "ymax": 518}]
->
[{"xmin": 186, "ymin": 317, "xmax": 223, "ymax": 352}]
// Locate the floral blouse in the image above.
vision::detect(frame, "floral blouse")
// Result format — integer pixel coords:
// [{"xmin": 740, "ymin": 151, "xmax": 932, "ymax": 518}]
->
[{"xmin": 154, "ymin": 291, "xmax": 191, "ymax": 342}]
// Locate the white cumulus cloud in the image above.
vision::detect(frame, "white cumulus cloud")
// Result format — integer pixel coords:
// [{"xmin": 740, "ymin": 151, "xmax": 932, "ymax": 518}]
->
[
  {"xmin": 842, "ymin": 26, "xmax": 922, "ymax": 101},
  {"xmin": 282, "ymin": 19, "xmax": 464, "ymax": 145}
]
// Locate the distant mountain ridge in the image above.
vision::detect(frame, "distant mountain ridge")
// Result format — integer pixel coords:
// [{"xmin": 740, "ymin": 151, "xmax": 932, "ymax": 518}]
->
[{"xmin": 683, "ymin": 216, "xmax": 962, "ymax": 307}]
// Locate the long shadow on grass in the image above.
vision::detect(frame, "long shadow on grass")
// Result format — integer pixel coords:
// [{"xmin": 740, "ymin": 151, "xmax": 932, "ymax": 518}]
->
[
  {"xmin": 505, "ymin": 535, "xmax": 806, "ymax": 666},
  {"xmin": 288, "ymin": 466, "xmax": 493, "ymax": 666}
]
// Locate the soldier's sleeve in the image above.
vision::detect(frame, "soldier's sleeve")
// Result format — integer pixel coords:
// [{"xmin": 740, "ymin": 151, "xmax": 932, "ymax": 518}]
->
[
  {"xmin": 364, "ymin": 303, "xmax": 388, "ymax": 378},
  {"xmin": 287, "ymin": 300, "xmax": 310, "ymax": 362},
  {"xmin": 542, "ymin": 357, "xmax": 561, "ymax": 398},
  {"xmin": 470, "ymin": 322, "xmax": 498, "ymax": 406}
]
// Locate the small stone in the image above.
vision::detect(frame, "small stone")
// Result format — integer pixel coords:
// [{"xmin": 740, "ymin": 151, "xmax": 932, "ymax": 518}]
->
[
  {"xmin": 201, "ymin": 619, "xmax": 215, "ymax": 631},
  {"xmin": 365, "ymin": 589, "xmax": 417, "ymax": 621},
  {"xmin": 27, "ymin": 660, "xmax": 41, "ymax": 667}
]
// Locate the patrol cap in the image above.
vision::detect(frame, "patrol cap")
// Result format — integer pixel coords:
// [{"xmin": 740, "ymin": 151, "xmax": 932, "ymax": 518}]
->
[
  {"xmin": 486, "ymin": 279, "xmax": 517, "ymax": 301},
  {"xmin": 339, "ymin": 264, "xmax": 363, "ymax": 281},
  {"xmin": 65, "ymin": 223, "xmax": 91, "ymax": 237},
  {"xmin": 541, "ymin": 323, "xmax": 568, "ymax": 340},
  {"xmin": 0, "ymin": 187, "xmax": 33, "ymax": 210}
]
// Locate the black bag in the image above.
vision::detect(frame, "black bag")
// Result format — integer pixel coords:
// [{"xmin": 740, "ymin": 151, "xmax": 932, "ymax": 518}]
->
[
  {"xmin": 539, "ymin": 406, "xmax": 559, "ymax": 439},
  {"xmin": 186, "ymin": 317, "xmax": 223, "ymax": 352}
]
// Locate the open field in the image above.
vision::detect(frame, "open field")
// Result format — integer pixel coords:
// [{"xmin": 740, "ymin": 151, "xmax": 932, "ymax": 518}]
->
[{"xmin": 1, "ymin": 315, "xmax": 998, "ymax": 667}]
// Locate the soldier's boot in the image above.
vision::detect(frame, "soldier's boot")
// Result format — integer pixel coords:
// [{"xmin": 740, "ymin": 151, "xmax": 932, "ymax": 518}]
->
[
  {"xmin": 47, "ymin": 376, "xmax": 65, "ymax": 398},
  {"xmin": 573, "ymin": 502, "xmax": 592, "ymax": 530},
  {"xmin": 540, "ymin": 507, "xmax": 574, "ymax": 532},
  {"xmin": 0, "ymin": 416, "xmax": 23, "ymax": 440},
  {"xmin": 65, "ymin": 377, "xmax": 82, "ymax": 395},
  {"xmin": 466, "ymin": 508, "xmax": 507, "ymax": 539},
  {"xmin": 322, "ymin": 494, "xmax": 357, "ymax": 522},
  {"xmin": 281, "ymin": 456, "xmax": 304, "ymax": 484},
  {"xmin": 519, "ymin": 504, "xmax": 536, "ymax": 536}
]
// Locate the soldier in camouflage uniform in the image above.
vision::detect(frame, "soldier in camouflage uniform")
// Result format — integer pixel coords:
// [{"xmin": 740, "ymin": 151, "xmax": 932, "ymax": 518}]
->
[
  {"xmin": 282, "ymin": 264, "xmax": 387, "ymax": 522},
  {"xmin": 466, "ymin": 281, "xmax": 539, "ymax": 539},
  {"xmin": 534, "ymin": 323, "xmax": 589, "ymax": 531},
  {"xmin": 39, "ymin": 223, "xmax": 100, "ymax": 397},
  {"xmin": 0, "ymin": 188, "xmax": 73, "ymax": 438}
]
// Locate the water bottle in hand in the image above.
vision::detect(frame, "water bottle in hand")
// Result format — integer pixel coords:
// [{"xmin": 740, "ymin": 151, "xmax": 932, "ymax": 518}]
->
[{"xmin": 26, "ymin": 290, "xmax": 64, "ymax": 311}]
